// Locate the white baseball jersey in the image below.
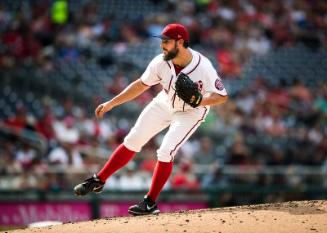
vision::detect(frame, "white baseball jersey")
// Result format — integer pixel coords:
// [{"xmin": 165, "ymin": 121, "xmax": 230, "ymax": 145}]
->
[{"xmin": 124, "ymin": 48, "xmax": 227, "ymax": 162}]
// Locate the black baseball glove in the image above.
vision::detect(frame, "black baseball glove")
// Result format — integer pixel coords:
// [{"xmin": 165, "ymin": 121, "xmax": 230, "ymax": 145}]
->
[{"xmin": 175, "ymin": 73, "xmax": 203, "ymax": 108}]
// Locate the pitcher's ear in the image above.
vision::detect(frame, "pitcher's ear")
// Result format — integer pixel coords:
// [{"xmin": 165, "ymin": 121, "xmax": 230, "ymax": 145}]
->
[{"xmin": 183, "ymin": 40, "xmax": 189, "ymax": 48}]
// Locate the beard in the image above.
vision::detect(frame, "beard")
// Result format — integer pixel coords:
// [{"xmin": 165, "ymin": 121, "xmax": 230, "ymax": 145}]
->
[{"xmin": 163, "ymin": 42, "xmax": 179, "ymax": 61}]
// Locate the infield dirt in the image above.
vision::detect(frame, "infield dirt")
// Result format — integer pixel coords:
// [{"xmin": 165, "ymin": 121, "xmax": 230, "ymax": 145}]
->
[{"xmin": 8, "ymin": 200, "xmax": 327, "ymax": 233}]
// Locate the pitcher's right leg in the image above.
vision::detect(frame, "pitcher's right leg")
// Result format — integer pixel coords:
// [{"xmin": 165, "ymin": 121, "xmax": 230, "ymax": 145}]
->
[{"xmin": 74, "ymin": 100, "xmax": 172, "ymax": 196}]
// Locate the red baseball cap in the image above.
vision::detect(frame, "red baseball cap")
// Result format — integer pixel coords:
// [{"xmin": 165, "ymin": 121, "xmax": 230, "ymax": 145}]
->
[{"xmin": 154, "ymin": 23, "xmax": 189, "ymax": 42}]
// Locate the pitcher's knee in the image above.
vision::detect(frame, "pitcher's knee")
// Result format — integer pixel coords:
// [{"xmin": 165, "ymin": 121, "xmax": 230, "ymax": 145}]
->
[
  {"xmin": 156, "ymin": 150, "xmax": 174, "ymax": 162},
  {"xmin": 123, "ymin": 133, "xmax": 143, "ymax": 153}
]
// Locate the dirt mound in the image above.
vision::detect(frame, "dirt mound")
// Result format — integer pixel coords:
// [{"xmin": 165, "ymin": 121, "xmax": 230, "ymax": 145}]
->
[{"xmin": 9, "ymin": 200, "xmax": 327, "ymax": 233}]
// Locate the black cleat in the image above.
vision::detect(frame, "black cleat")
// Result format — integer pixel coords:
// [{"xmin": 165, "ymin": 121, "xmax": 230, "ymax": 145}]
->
[
  {"xmin": 74, "ymin": 174, "xmax": 105, "ymax": 196},
  {"xmin": 128, "ymin": 196, "xmax": 160, "ymax": 216}
]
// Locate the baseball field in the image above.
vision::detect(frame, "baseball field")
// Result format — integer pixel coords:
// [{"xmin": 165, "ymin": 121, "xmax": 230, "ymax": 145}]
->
[{"xmin": 8, "ymin": 200, "xmax": 327, "ymax": 233}]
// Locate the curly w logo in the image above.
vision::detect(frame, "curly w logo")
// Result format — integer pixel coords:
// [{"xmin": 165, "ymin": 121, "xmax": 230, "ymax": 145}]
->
[{"xmin": 195, "ymin": 80, "xmax": 203, "ymax": 92}]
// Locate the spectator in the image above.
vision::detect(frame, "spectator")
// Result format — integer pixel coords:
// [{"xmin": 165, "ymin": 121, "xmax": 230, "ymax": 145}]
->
[
  {"xmin": 48, "ymin": 141, "xmax": 83, "ymax": 167},
  {"xmin": 171, "ymin": 162, "xmax": 200, "ymax": 190},
  {"xmin": 15, "ymin": 143, "xmax": 37, "ymax": 169}
]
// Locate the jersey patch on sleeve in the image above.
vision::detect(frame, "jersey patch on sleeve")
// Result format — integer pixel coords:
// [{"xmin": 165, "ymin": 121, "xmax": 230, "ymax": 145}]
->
[{"xmin": 215, "ymin": 79, "xmax": 224, "ymax": 91}]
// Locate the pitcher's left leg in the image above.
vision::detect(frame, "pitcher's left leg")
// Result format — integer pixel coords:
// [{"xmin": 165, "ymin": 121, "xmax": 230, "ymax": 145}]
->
[
  {"xmin": 128, "ymin": 107, "xmax": 209, "ymax": 215},
  {"xmin": 157, "ymin": 107, "xmax": 209, "ymax": 162},
  {"xmin": 148, "ymin": 107, "xmax": 209, "ymax": 200}
]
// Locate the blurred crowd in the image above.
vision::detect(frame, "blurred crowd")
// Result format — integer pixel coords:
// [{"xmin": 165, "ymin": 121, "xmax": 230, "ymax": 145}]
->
[
  {"xmin": 0, "ymin": 0, "xmax": 326, "ymax": 76},
  {"xmin": 0, "ymin": 0, "xmax": 327, "ymax": 204}
]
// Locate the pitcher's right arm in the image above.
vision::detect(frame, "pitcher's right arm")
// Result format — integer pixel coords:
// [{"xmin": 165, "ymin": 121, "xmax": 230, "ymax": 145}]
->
[{"xmin": 95, "ymin": 79, "xmax": 150, "ymax": 118}]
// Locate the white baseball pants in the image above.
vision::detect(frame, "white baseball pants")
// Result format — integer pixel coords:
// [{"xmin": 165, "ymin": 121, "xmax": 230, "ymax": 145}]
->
[{"xmin": 124, "ymin": 100, "xmax": 209, "ymax": 162}]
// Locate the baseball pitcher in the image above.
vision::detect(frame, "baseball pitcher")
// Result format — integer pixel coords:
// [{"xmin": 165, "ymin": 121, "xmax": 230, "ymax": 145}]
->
[{"xmin": 74, "ymin": 23, "xmax": 228, "ymax": 215}]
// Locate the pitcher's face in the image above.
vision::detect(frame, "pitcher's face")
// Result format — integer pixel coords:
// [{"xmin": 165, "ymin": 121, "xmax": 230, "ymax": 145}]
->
[{"xmin": 161, "ymin": 39, "xmax": 179, "ymax": 61}]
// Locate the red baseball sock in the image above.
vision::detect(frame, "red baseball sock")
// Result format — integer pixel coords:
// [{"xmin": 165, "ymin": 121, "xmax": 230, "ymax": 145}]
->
[
  {"xmin": 147, "ymin": 161, "xmax": 173, "ymax": 201},
  {"xmin": 97, "ymin": 144, "xmax": 136, "ymax": 182}
]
